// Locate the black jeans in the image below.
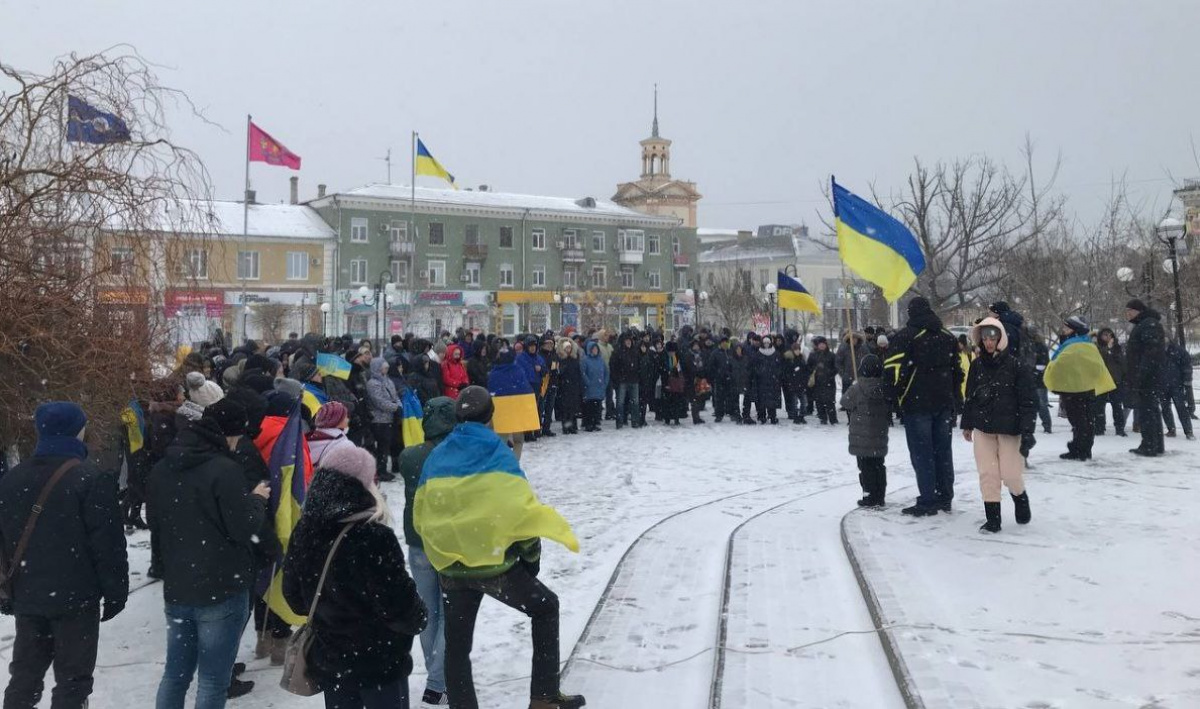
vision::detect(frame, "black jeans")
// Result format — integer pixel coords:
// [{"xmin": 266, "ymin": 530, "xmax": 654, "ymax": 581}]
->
[
  {"xmin": 441, "ymin": 566, "xmax": 560, "ymax": 709},
  {"xmin": 4, "ymin": 608, "xmax": 100, "ymax": 709},
  {"xmin": 857, "ymin": 456, "xmax": 887, "ymax": 498},
  {"xmin": 1094, "ymin": 390, "xmax": 1125, "ymax": 433},
  {"xmin": 581, "ymin": 399, "xmax": 602, "ymax": 430},
  {"xmin": 541, "ymin": 386, "xmax": 558, "ymax": 432},
  {"xmin": 713, "ymin": 382, "xmax": 738, "ymax": 420},
  {"xmin": 1134, "ymin": 393, "xmax": 1165, "ymax": 454},
  {"xmin": 1061, "ymin": 392, "xmax": 1095, "ymax": 458},
  {"xmin": 370, "ymin": 422, "xmax": 395, "ymax": 478},
  {"xmin": 1160, "ymin": 386, "xmax": 1193, "ymax": 436}
]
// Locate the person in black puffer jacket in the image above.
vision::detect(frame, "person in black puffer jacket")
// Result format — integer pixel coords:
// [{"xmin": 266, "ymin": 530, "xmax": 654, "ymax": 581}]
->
[
  {"xmin": 283, "ymin": 445, "xmax": 426, "ymax": 707},
  {"xmin": 1094, "ymin": 328, "xmax": 1126, "ymax": 436},
  {"xmin": 730, "ymin": 341, "xmax": 751, "ymax": 423},
  {"xmin": 1124, "ymin": 299, "xmax": 1166, "ymax": 456},
  {"xmin": 807, "ymin": 337, "xmax": 838, "ymax": 424},
  {"xmin": 884, "ymin": 296, "xmax": 963, "ymax": 516},
  {"xmin": 637, "ymin": 340, "xmax": 661, "ymax": 426},
  {"xmin": 610, "ymin": 333, "xmax": 641, "ymax": 428},
  {"xmin": 781, "ymin": 341, "xmax": 809, "ymax": 424},
  {"xmin": 555, "ymin": 339, "xmax": 583, "ymax": 434},
  {"xmin": 960, "ymin": 317, "xmax": 1036, "ymax": 533},
  {"xmin": 751, "ymin": 339, "xmax": 782, "ymax": 424},
  {"xmin": 708, "ymin": 337, "xmax": 738, "ymax": 423}
]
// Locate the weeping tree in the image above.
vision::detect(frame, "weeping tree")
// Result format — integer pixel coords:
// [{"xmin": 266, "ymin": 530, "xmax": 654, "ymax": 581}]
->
[{"xmin": 0, "ymin": 49, "xmax": 214, "ymax": 458}]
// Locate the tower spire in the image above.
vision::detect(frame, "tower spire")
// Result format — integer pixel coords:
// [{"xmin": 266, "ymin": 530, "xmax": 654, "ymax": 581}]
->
[{"xmin": 652, "ymin": 84, "xmax": 659, "ymax": 138}]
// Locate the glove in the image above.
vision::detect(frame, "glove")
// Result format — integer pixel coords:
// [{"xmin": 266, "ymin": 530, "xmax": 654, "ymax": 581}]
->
[
  {"xmin": 1020, "ymin": 432, "xmax": 1036, "ymax": 458},
  {"xmin": 100, "ymin": 600, "xmax": 126, "ymax": 623}
]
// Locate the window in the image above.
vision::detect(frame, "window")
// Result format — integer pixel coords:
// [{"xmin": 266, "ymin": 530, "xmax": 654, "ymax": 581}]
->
[
  {"xmin": 286, "ymin": 252, "xmax": 309, "ymax": 280},
  {"xmin": 532, "ymin": 265, "xmax": 546, "ymax": 288},
  {"xmin": 350, "ymin": 258, "xmax": 368, "ymax": 285},
  {"xmin": 464, "ymin": 262, "xmax": 480, "ymax": 286},
  {"xmin": 676, "ymin": 269, "xmax": 687, "ymax": 291},
  {"xmin": 672, "ymin": 235, "xmax": 681, "ymax": 256},
  {"xmin": 563, "ymin": 229, "xmax": 580, "ymax": 249},
  {"xmin": 391, "ymin": 259, "xmax": 409, "ymax": 285},
  {"xmin": 427, "ymin": 259, "xmax": 446, "ymax": 286},
  {"xmin": 237, "ymin": 251, "xmax": 260, "ymax": 280},
  {"xmin": 592, "ymin": 230, "xmax": 605, "ymax": 252},
  {"xmin": 619, "ymin": 229, "xmax": 644, "ymax": 252},
  {"xmin": 648, "ymin": 269, "xmax": 661, "ymax": 290},
  {"xmin": 499, "ymin": 226, "xmax": 514, "ymax": 249},
  {"xmin": 591, "ymin": 265, "xmax": 606, "ymax": 288},
  {"xmin": 110, "ymin": 247, "xmax": 133, "ymax": 276},
  {"xmin": 389, "ymin": 221, "xmax": 408, "ymax": 242},
  {"xmin": 465, "ymin": 224, "xmax": 480, "ymax": 245},
  {"xmin": 499, "ymin": 264, "xmax": 514, "ymax": 288},
  {"xmin": 350, "ymin": 218, "xmax": 368, "ymax": 243},
  {"xmin": 531, "ymin": 228, "xmax": 546, "ymax": 251},
  {"xmin": 428, "ymin": 222, "xmax": 445, "ymax": 246},
  {"xmin": 502, "ymin": 303, "xmax": 518, "ymax": 336},
  {"xmin": 648, "ymin": 234, "xmax": 660, "ymax": 255},
  {"xmin": 188, "ymin": 248, "xmax": 208, "ymax": 279},
  {"xmin": 563, "ymin": 267, "xmax": 577, "ymax": 288},
  {"xmin": 620, "ymin": 268, "xmax": 634, "ymax": 289}
]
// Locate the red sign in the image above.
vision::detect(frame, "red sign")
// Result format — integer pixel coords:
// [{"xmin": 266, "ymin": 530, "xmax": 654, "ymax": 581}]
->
[
  {"xmin": 415, "ymin": 291, "xmax": 464, "ymax": 306},
  {"xmin": 167, "ymin": 290, "xmax": 224, "ymax": 316}
]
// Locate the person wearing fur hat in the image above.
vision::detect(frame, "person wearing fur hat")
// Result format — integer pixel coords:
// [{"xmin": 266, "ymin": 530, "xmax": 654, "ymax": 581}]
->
[
  {"xmin": 0, "ymin": 402, "xmax": 128, "ymax": 708},
  {"xmin": 960, "ymin": 318, "xmax": 1037, "ymax": 533},
  {"xmin": 283, "ymin": 445, "xmax": 426, "ymax": 708},
  {"xmin": 1045, "ymin": 316, "xmax": 1115, "ymax": 462},
  {"xmin": 842, "ymin": 355, "xmax": 891, "ymax": 506}
]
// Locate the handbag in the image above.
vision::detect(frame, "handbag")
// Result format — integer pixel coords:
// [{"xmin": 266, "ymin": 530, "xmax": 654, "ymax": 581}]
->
[
  {"xmin": 0, "ymin": 459, "xmax": 79, "ymax": 609},
  {"xmin": 280, "ymin": 521, "xmax": 356, "ymax": 696},
  {"xmin": 695, "ymin": 377, "xmax": 712, "ymax": 396},
  {"xmin": 666, "ymin": 373, "xmax": 685, "ymax": 394}
]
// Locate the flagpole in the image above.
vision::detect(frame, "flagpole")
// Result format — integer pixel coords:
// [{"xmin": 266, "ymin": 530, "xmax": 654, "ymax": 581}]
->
[{"xmin": 242, "ymin": 114, "xmax": 251, "ymax": 343}]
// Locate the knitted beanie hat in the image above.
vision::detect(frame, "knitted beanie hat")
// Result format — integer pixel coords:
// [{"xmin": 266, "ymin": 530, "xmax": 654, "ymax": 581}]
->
[
  {"xmin": 186, "ymin": 371, "xmax": 224, "ymax": 408},
  {"xmin": 318, "ymin": 444, "xmax": 376, "ymax": 491}
]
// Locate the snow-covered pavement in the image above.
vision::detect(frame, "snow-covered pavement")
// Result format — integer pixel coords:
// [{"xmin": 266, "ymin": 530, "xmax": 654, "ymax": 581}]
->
[{"xmin": 1, "ymin": 419, "xmax": 1196, "ymax": 708}]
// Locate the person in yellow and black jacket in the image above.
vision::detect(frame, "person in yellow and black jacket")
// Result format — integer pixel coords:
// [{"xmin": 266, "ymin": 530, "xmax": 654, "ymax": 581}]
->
[{"xmin": 883, "ymin": 296, "xmax": 964, "ymax": 517}]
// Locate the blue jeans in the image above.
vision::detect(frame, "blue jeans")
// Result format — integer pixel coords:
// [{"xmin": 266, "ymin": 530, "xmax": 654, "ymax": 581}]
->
[
  {"xmin": 323, "ymin": 678, "xmax": 409, "ymax": 708},
  {"xmin": 156, "ymin": 591, "xmax": 250, "ymax": 709},
  {"xmin": 1036, "ymin": 388, "xmax": 1052, "ymax": 432},
  {"xmin": 616, "ymin": 383, "xmax": 639, "ymax": 425},
  {"xmin": 408, "ymin": 546, "xmax": 445, "ymax": 694},
  {"xmin": 903, "ymin": 408, "xmax": 955, "ymax": 508}
]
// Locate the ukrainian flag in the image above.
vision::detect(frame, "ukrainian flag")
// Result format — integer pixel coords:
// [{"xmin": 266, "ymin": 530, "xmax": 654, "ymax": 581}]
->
[
  {"xmin": 1044, "ymin": 335, "xmax": 1116, "ymax": 395},
  {"xmin": 401, "ymin": 387, "xmax": 425, "ymax": 448},
  {"xmin": 777, "ymin": 271, "xmax": 821, "ymax": 314},
  {"xmin": 416, "ymin": 138, "xmax": 457, "ymax": 189},
  {"xmin": 487, "ymin": 361, "xmax": 541, "ymax": 435},
  {"xmin": 832, "ymin": 178, "xmax": 925, "ymax": 303},
  {"xmin": 264, "ymin": 402, "xmax": 310, "ymax": 626},
  {"xmin": 414, "ymin": 422, "xmax": 579, "ymax": 572},
  {"xmin": 121, "ymin": 399, "xmax": 146, "ymax": 454},
  {"xmin": 316, "ymin": 352, "xmax": 351, "ymax": 381}
]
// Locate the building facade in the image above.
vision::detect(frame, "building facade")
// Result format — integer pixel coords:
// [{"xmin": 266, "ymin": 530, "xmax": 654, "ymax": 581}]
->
[
  {"xmin": 310, "ymin": 184, "xmax": 698, "ymax": 339},
  {"xmin": 611, "ymin": 100, "xmax": 702, "ymax": 228}
]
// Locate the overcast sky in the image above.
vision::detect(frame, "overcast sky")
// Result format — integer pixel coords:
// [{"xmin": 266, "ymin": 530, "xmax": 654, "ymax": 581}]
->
[{"xmin": 3, "ymin": 0, "xmax": 1198, "ymax": 230}]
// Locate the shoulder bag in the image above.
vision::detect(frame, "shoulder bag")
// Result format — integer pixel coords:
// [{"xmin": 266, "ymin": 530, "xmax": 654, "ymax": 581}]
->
[{"xmin": 0, "ymin": 458, "xmax": 80, "ymax": 607}]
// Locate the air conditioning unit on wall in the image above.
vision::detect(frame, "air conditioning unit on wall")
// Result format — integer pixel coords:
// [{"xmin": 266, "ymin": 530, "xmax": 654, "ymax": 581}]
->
[
  {"xmin": 310, "ymin": 257, "xmax": 322, "ymax": 266},
  {"xmin": 419, "ymin": 270, "xmax": 429, "ymax": 280}
]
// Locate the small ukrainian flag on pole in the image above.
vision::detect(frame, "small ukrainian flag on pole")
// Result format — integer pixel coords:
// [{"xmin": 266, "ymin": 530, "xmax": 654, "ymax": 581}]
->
[
  {"xmin": 777, "ymin": 271, "xmax": 821, "ymax": 314},
  {"xmin": 415, "ymin": 137, "xmax": 457, "ymax": 189}
]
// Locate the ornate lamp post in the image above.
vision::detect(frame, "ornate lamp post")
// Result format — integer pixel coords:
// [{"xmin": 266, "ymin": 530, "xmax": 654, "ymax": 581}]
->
[
  {"xmin": 1157, "ymin": 215, "xmax": 1187, "ymax": 345},
  {"xmin": 698, "ymin": 290, "xmax": 709, "ymax": 330},
  {"xmin": 358, "ymin": 271, "xmax": 396, "ymax": 350},
  {"xmin": 764, "ymin": 283, "xmax": 778, "ymax": 332}
]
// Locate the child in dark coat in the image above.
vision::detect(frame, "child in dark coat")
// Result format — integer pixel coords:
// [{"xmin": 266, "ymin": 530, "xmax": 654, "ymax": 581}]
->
[{"xmin": 840, "ymin": 354, "xmax": 890, "ymax": 507}]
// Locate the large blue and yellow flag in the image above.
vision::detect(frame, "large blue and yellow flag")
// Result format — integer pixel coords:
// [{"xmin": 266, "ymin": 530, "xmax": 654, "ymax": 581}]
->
[
  {"xmin": 264, "ymin": 402, "xmax": 310, "ymax": 626},
  {"xmin": 777, "ymin": 271, "xmax": 821, "ymax": 314},
  {"xmin": 832, "ymin": 178, "xmax": 925, "ymax": 303},
  {"xmin": 487, "ymin": 361, "xmax": 541, "ymax": 434},
  {"xmin": 120, "ymin": 399, "xmax": 146, "ymax": 454},
  {"xmin": 401, "ymin": 387, "xmax": 425, "ymax": 448},
  {"xmin": 416, "ymin": 137, "xmax": 457, "ymax": 189},
  {"xmin": 316, "ymin": 352, "xmax": 351, "ymax": 381},
  {"xmin": 1044, "ymin": 335, "xmax": 1116, "ymax": 395},
  {"xmin": 414, "ymin": 422, "xmax": 579, "ymax": 572}
]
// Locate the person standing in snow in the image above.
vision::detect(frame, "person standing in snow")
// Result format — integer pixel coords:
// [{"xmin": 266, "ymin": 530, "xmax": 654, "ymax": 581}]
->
[
  {"xmin": 1029, "ymin": 331, "xmax": 1054, "ymax": 435},
  {"xmin": 0, "ymin": 402, "xmax": 129, "ymax": 709},
  {"xmin": 1045, "ymin": 317, "xmax": 1115, "ymax": 462},
  {"xmin": 807, "ymin": 337, "xmax": 839, "ymax": 424},
  {"xmin": 750, "ymin": 337, "xmax": 782, "ymax": 424},
  {"xmin": 1124, "ymin": 299, "xmax": 1167, "ymax": 456},
  {"xmin": 610, "ymin": 332, "xmax": 641, "ymax": 429},
  {"xmin": 1159, "ymin": 339, "xmax": 1195, "ymax": 441},
  {"xmin": 781, "ymin": 341, "xmax": 810, "ymax": 425},
  {"xmin": 960, "ymin": 318, "xmax": 1036, "ymax": 533},
  {"xmin": 365, "ymin": 357, "xmax": 401, "ymax": 482},
  {"xmin": 440, "ymin": 344, "xmax": 470, "ymax": 400},
  {"xmin": 841, "ymin": 355, "xmax": 890, "ymax": 507},
  {"xmin": 556, "ymin": 339, "xmax": 584, "ymax": 434},
  {"xmin": 1094, "ymin": 328, "xmax": 1127, "ymax": 437},
  {"xmin": 580, "ymin": 339, "xmax": 609, "ymax": 432}
]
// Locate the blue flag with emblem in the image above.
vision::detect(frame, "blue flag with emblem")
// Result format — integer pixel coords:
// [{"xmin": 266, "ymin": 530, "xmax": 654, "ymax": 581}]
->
[{"xmin": 66, "ymin": 96, "xmax": 131, "ymax": 144}]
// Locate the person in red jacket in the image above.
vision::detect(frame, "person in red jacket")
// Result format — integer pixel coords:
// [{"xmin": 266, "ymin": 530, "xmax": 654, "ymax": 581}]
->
[{"xmin": 441, "ymin": 344, "xmax": 470, "ymax": 400}]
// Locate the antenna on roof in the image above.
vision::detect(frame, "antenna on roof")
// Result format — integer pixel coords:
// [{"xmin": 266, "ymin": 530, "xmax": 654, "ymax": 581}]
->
[
  {"xmin": 652, "ymin": 84, "xmax": 659, "ymax": 138},
  {"xmin": 377, "ymin": 148, "xmax": 392, "ymax": 184}
]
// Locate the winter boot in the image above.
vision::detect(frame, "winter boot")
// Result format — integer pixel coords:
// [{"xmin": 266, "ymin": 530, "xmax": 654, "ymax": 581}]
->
[
  {"xmin": 542, "ymin": 428, "xmax": 557, "ymax": 438},
  {"xmin": 979, "ymin": 502, "xmax": 1002, "ymax": 533},
  {"xmin": 1012, "ymin": 491, "xmax": 1031, "ymax": 525},
  {"xmin": 227, "ymin": 678, "xmax": 255, "ymax": 699},
  {"xmin": 254, "ymin": 635, "xmax": 271, "ymax": 660},
  {"xmin": 529, "ymin": 693, "xmax": 586, "ymax": 709},
  {"xmin": 270, "ymin": 636, "xmax": 287, "ymax": 666},
  {"xmin": 422, "ymin": 689, "xmax": 450, "ymax": 705},
  {"xmin": 742, "ymin": 417, "xmax": 756, "ymax": 426},
  {"xmin": 901, "ymin": 503, "xmax": 937, "ymax": 517}
]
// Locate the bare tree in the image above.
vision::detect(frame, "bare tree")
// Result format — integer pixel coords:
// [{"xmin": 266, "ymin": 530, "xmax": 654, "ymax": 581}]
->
[
  {"xmin": 0, "ymin": 49, "xmax": 214, "ymax": 456},
  {"xmin": 252, "ymin": 303, "xmax": 293, "ymax": 344},
  {"xmin": 704, "ymin": 261, "xmax": 758, "ymax": 332}
]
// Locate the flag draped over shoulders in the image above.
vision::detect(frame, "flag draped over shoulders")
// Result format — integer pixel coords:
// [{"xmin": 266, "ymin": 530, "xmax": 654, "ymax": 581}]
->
[
  {"xmin": 1044, "ymin": 336, "xmax": 1116, "ymax": 395},
  {"xmin": 401, "ymin": 387, "xmax": 425, "ymax": 448},
  {"xmin": 413, "ymin": 422, "xmax": 578, "ymax": 572},
  {"xmin": 256, "ymin": 404, "xmax": 312, "ymax": 625},
  {"xmin": 487, "ymin": 362, "xmax": 541, "ymax": 434}
]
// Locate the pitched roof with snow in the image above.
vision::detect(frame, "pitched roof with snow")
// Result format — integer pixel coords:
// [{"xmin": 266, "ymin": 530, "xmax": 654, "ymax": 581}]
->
[
  {"xmin": 698, "ymin": 232, "xmax": 840, "ymax": 265},
  {"xmin": 105, "ymin": 200, "xmax": 335, "ymax": 240}
]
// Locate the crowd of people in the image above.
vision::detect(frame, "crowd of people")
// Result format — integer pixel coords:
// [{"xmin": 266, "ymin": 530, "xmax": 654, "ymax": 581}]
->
[{"xmin": 0, "ymin": 294, "xmax": 1192, "ymax": 708}]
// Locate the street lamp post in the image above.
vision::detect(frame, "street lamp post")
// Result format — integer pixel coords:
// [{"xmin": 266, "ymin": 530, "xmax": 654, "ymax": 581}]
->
[
  {"xmin": 765, "ymin": 283, "xmax": 778, "ymax": 333},
  {"xmin": 698, "ymin": 290, "xmax": 709, "ymax": 330},
  {"xmin": 299, "ymin": 291, "xmax": 308, "ymax": 335},
  {"xmin": 358, "ymin": 271, "xmax": 396, "ymax": 351},
  {"xmin": 1157, "ymin": 215, "xmax": 1187, "ymax": 345},
  {"xmin": 782, "ymin": 264, "xmax": 798, "ymax": 332},
  {"xmin": 320, "ymin": 302, "xmax": 331, "ymax": 336}
]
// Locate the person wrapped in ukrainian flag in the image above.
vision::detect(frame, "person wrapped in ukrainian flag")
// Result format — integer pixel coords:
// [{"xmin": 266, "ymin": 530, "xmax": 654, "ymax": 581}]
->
[{"xmin": 413, "ymin": 385, "xmax": 584, "ymax": 709}]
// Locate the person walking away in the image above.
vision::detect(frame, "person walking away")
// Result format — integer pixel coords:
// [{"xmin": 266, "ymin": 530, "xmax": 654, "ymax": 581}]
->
[
  {"xmin": 413, "ymin": 387, "xmax": 584, "ymax": 709},
  {"xmin": 782, "ymin": 341, "xmax": 809, "ymax": 424},
  {"xmin": 636, "ymin": 341, "xmax": 661, "ymax": 427},
  {"xmin": 1030, "ymin": 332, "xmax": 1054, "ymax": 434},
  {"xmin": 751, "ymin": 337, "xmax": 782, "ymax": 424},
  {"xmin": 610, "ymin": 333, "xmax": 641, "ymax": 429},
  {"xmin": 398, "ymin": 397, "xmax": 457, "ymax": 706},
  {"xmin": 365, "ymin": 357, "xmax": 401, "ymax": 482},
  {"xmin": 283, "ymin": 445, "xmax": 427, "ymax": 709},
  {"xmin": 1123, "ymin": 300, "xmax": 1166, "ymax": 456},
  {"xmin": 1159, "ymin": 339, "xmax": 1195, "ymax": 440},
  {"xmin": 841, "ymin": 355, "xmax": 890, "ymax": 506},
  {"xmin": 884, "ymin": 297, "xmax": 963, "ymax": 516},
  {"xmin": 1044, "ymin": 317, "xmax": 1115, "ymax": 462},
  {"xmin": 807, "ymin": 337, "xmax": 839, "ymax": 424},
  {"xmin": 1094, "ymin": 328, "xmax": 1126, "ymax": 436},
  {"xmin": 440, "ymin": 344, "xmax": 471, "ymax": 400},
  {"xmin": 960, "ymin": 318, "xmax": 1037, "ymax": 533},
  {"xmin": 579, "ymin": 340, "xmax": 609, "ymax": 432},
  {"xmin": 148, "ymin": 398, "xmax": 270, "ymax": 709},
  {"xmin": 556, "ymin": 339, "xmax": 583, "ymax": 434},
  {"xmin": 0, "ymin": 402, "xmax": 129, "ymax": 709}
]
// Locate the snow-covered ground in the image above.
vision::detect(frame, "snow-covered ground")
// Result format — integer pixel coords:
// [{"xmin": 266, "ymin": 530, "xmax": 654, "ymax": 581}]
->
[{"xmin": 1, "ymin": 417, "xmax": 1197, "ymax": 708}]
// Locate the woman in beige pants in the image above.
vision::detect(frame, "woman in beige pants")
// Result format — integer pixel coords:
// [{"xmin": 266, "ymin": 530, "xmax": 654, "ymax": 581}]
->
[{"xmin": 960, "ymin": 317, "xmax": 1039, "ymax": 533}]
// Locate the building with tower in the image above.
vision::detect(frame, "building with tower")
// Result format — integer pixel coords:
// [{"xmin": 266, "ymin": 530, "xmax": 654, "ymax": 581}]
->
[{"xmin": 613, "ymin": 88, "xmax": 702, "ymax": 228}]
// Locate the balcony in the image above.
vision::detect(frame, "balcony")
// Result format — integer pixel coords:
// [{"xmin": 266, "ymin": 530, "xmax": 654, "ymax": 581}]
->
[
  {"xmin": 463, "ymin": 244, "xmax": 489, "ymax": 262},
  {"xmin": 672, "ymin": 253, "xmax": 690, "ymax": 267},
  {"xmin": 618, "ymin": 248, "xmax": 644, "ymax": 266},
  {"xmin": 561, "ymin": 247, "xmax": 586, "ymax": 263},
  {"xmin": 389, "ymin": 240, "xmax": 415, "ymax": 257}
]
